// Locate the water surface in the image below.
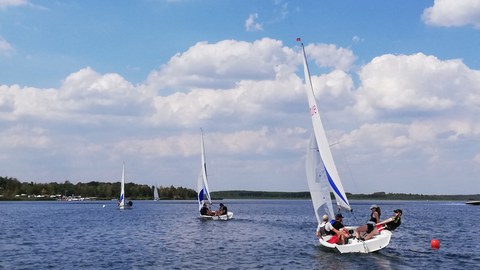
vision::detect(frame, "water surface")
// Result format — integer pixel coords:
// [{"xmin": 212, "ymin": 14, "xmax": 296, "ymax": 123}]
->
[{"xmin": 0, "ymin": 200, "xmax": 478, "ymax": 269}]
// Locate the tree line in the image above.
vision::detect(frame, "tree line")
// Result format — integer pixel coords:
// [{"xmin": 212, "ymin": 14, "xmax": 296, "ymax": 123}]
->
[
  {"xmin": 1, "ymin": 176, "xmax": 478, "ymax": 201},
  {"xmin": 0, "ymin": 176, "xmax": 197, "ymax": 200},
  {"xmin": 209, "ymin": 190, "xmax": 480, "ymax": 201}
]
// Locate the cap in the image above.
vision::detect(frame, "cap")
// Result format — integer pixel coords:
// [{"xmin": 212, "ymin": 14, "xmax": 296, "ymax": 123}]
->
[
  {"xmin": 394, "ymin": 209, "xmax": 402, "ymax": 214},
  {"xmin": 370, "ymin": 204, "xmax": 378, "ymax": 209},
  {"xmin": 219, "ymin": 203, "xmax": 224, "ymax": 206},
  {"xmin": 322, "ymin": 214, "xmax": 329, "ymax": 221},
  {"xmin": 335, "ymin": 213, "xmax": 344, "ymax": 219}
]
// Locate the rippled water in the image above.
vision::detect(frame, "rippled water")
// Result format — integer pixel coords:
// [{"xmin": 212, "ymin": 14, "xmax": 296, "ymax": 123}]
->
[{"xmin": 0, "ymin": 200, "xmax": 478, "ymax": 269}]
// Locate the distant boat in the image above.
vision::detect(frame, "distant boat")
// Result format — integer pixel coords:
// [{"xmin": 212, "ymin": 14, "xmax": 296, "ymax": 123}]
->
[
  {"xmin": 300, "ymin": 40, "xmax": 390, "ymax": 253},
  {"xmin": 466, "ymin": 200, "xmax": 480, "ymax": 205},
  {"xmin": 196, "ymin": 129, "xmax": 233, "ymax": 220},
  {"xmin": 153, "ymin": 185, "xmax": 160, "ymax": 201},
  {"xmin": 119, "ymin": 163, "xmax": 132, "ymax": 210}
]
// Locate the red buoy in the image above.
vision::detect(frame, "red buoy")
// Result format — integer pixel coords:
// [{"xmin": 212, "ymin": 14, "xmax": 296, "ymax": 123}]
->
[{"xmin": 431, "ymin": 239, "xmax": 440, "ymax": 249}]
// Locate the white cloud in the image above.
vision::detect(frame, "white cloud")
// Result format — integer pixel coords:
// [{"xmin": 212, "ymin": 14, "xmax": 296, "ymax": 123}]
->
[
  {"xmin": 0, "ymin": 37, "xmax": 15, "ymax": 56},
  {"xmin": 273, "ymin": 0, "xmax": 289, "ymax": 20},
  {"xmin": 354, "ymin": 53, "xmax": 480, "ymax": 118},
  {"xmin": 352, "ymin": 36, "xmax": 363, "ymax": 44},
  {"xmin": 59, "ymin": 67, "xmax": 153, "ymax": 117},
  {"xmin": 422, "ymin": 0, "xmax": 480, "ymax": 28},
  {"xmin": 0, "ymin": 0, "xmax": 27, "ymax": 9},
  {"xmin": 0, "ymin": 84, "xmax": 58, "ymax": 120},
  {"xmin": 304, "ymin": 43, "xmax": 357, "ymax": 71},
  {"xmin": 245, "ymin": 13, "xmax": 263, "ymax": 32},
  {"xmin": 146, "ymin": 38, "xmax": 296, "ymax": 91},
  {"xmin": 0, "ymin": 125, "xmax": 50, "ymax": 149}
]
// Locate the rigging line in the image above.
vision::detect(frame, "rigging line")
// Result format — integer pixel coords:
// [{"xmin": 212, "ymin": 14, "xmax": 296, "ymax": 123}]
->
[
  {"xmin": 314, "ymin": 99, "xmax": 361, "ymax": 197},
  {"xmin": 331, "ymin": 138, "xmax": 361, "ymax": 196}
]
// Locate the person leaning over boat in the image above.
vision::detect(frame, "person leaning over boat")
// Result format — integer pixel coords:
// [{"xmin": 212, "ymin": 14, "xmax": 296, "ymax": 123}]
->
[
  {"xmin": 355, "ymin": 204, "xmax": 381, "ymax": 241},
  {"xmin": 325, "ymin": 213, "xmax": 351, "ymax": 245},
  {"xmin": 316, "ymin": 214, "xmax": 330, "ymax": 237},
  {"xmin": 200, "ymin": 203, "xmax": 214, "ymax": 216},
  {"xmin": 214, "ymin": 203, "xmax": 227, "ymax": 216},
  {"xmin": 376, "ymin": 209, "xmax": 402, "ymax": 231}
]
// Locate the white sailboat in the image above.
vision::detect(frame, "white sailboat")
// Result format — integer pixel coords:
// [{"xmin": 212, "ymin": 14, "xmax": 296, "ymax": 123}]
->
[
  {"xmin": 466, "ymin": 200, "xmax": 480, "ymax": 205},
  {"xmin": 197, "ymin": 129, "xmax": 233, "ymax": 220},
  {"xmin": 119, "ymin": 163, "xmax": 132, "ymax": 210},
  {"xmin": 153, "ymin": 185, "xmax": 160, "ymax": 201},
  {"xmin": 300, "ymin": 40, "xmax": 391, "ymax": 253}
]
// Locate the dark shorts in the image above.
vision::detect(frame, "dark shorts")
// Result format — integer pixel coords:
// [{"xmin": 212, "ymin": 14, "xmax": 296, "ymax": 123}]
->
[{"xmin": 367, "ymin": 223, "xmax": 374, "ymax": 233}]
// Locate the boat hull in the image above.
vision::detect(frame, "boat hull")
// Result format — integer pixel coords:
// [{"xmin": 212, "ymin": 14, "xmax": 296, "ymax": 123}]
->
[
  {"xmin": 199, "ymin": 211, "xmax": 234, "ymax": 221},
  {"xmin": 319, "ymin": 229, "xmax": 392, "ymax": 253},
  {"xmin": 466, "ymin": 200, "xmax": 480, "ymax": 205}
]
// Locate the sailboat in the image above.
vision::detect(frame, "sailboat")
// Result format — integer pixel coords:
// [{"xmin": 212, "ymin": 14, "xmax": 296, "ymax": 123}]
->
[
  {"xmin": 153, "ymin": 185, "xmax": 160, "ymax": 201},
  {"xmin": 300, "ymin": 40, "xmax": 391, "ymax": 253},
  {"xmin": 466, "ymin": 200, "xmax": 480, "ymax": 205},
  {"xmin": 197, "ymin": 129, "xmax": 233, "ymax": 220},
  {"xmin": 118, "ymin": 163, "xmax": 132, "ymax": 210}
]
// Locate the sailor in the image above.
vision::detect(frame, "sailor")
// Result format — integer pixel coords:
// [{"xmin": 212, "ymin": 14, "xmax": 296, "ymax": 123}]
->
[
  {"xmin": 215, "ymin": 203, "xmax": 227, "ymax": 216},
  {"xmin": 377, "ymin": 209, "xmax": 402, "ymax": 231},
  {"xmin": 200, "ymin": 203, "xmax": 214, "ymax": 216},
  {"xmin": 325, "ymin": 213, "xmax": 350, "ymax": 245},
  {"xmin": 355, "ymin": 204, "xmax": 381, "ymax": 240},
  {"xmin": 316, "ymin": 214, "xmax": 329, "ymax": 237}
]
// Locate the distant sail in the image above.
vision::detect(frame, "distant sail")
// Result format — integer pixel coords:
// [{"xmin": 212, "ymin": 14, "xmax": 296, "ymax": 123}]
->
[
  {"xmin": 197, "ymin": 128, "xmax": 212, "ymax": 211},
  {"xmin": 153, "ymin": 185, "xmax": 160, "ymax": 201},
  {"xmin": 119, "ymin": 163, "xmax": 126, "ymax": 209}
]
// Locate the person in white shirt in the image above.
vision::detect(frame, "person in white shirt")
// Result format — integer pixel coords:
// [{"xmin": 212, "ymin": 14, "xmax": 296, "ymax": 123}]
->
[{"xmin": 316, "ymin": 214, "xmax": 330, "ymax": 237}]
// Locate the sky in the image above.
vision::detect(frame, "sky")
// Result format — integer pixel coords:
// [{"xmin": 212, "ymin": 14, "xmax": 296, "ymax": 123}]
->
[{"xmin": 0, "ymin": 0, "xmax": 479, "ymax": 195}]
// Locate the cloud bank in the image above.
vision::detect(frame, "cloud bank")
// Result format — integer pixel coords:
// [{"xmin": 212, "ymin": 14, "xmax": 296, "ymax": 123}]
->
[{"xmin": 1, "ymin": 38, "xmax": 479, "ymax": 194}]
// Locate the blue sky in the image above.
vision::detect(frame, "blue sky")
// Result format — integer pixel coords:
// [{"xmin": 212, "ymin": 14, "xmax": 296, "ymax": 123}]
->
[{"xmin": 1, "ymin": 0, "xmax": 479, "ymax": 195}]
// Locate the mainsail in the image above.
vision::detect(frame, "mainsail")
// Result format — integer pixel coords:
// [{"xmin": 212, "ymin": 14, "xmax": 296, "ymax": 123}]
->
[
  {"xmin": 153, "ymin": 185, "xmax": 160, "ymax": 201},
  {"xmin": 119, "ymin": 163, "xmax": 126, "ymax": 209},
  {"xmin": 306, "ymin": 132, "xmax": 335, "ymax": 223},
  {"xmin": 197, "ymin": 128, "xmax": 212, "ymax": 211},
  {"xmin": 300, "ymin": 42, "xmax": 351, "ymax": 212}
]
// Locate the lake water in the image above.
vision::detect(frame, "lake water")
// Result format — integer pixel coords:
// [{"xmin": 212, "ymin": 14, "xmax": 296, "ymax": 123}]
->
[{"xmin": 0, "ymin": 200, "xmax": 478, "ymax": 269}]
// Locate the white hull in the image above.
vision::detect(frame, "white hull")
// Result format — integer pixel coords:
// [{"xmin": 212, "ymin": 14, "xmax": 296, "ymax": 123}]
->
[
  {"xmin": 466, "ymin": 200, "xmax": 480, "ymax": 205},
  {"xmin": 319, "ymin": 228, "xmax": 392, "ymax": 253},
  {"xmin": 199, "ymin": 211, "xmax": 234, "ymax": 221}
]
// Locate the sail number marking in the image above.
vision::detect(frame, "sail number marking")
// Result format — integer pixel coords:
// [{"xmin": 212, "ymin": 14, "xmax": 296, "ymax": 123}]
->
[{"xmin": 310, "ymin": 105, "xmax": 317, "ymax": 116}]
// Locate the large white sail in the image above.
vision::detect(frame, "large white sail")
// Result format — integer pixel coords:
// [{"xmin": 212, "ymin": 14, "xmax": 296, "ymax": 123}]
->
[
  {"xmin": 153, "ymin": 185, "xmax": 160, "ymax": 201},
  {"xmin": 197, "ymin": 129, "xmax": 212, "ymax": 211},
  {"xmin": 306, "ymin": 132, "xmax": 335, "ymax": 223},
  {"xmin": 119, "ymin": 163, "xmax": 126, "ymax": 209},
  {"xmin": 300, "ymin": 42, "xmax": 351, "ymax": 211}
]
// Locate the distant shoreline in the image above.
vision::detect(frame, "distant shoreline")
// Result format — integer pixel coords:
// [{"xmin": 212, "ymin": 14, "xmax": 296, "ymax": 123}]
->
[
  {"xmin": 2, "ymin": 190, "xmax": 478, "ymax": 202},
  {"xmin": 209, "ymin": 190, "xmax": 480, "ymax": 201},
  {"xmin": 3, "ymin": 177, "xmax": 478, "ymax": 201}
]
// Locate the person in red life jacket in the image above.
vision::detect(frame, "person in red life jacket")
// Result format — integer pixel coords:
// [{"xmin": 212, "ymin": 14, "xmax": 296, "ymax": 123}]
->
[{"xmin": 324, "ymin": 213, "xmax": 351, "ymax": 245}]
